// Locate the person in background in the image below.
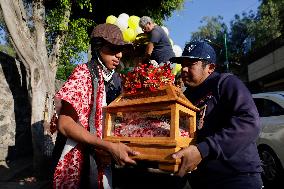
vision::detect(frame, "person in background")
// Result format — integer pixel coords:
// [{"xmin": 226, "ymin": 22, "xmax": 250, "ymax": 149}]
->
[
  {"xmin": 52, "ymin": 23, "xmax": 139, "ymax": 189},
  {"xmin": 170, "ymin": 41, "xmax": 263, "ymax": 189},
  {"xmin": 139, "ymin": 16, "xmax": 175, "ymax": 65}
]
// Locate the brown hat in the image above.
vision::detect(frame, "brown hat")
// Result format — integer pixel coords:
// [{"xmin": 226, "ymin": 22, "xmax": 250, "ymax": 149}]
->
[{"xmin": 91, "ymin": 23, "xmax": 131, "ymax": 46}]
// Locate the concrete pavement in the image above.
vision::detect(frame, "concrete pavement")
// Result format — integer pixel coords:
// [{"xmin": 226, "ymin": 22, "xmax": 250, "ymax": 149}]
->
[{"xmin": 0, "ymin": 156, "xmax": 52, "ymax": 189}]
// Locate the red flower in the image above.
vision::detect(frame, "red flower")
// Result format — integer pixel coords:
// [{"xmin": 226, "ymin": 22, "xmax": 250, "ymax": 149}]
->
[{"xmin": 120, "ymin": 63, "xmax": 175, "ymax": 94}]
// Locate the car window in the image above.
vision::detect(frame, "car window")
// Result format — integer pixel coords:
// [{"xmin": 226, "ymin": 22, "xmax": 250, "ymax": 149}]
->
[{"xmin": 253, "ymin": 98, "xmax": 284, "ymax": 117}]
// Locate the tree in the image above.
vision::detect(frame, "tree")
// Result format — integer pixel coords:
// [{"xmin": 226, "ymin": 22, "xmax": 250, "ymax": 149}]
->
[
  {"xmin": 250, "ymin": 0, "xmax": 282, "ymax": 49},
  {"xmin": 190, "ymin": 16, "xmax": 228, "ymax": 72},
  {"xmin": 0, "ymin": 0, "xmax": 185, "ymax": 178},
  {"xmin": 229, "ymin": 11, "xmax": 256, "ymax": 63},
  {"xmin": 191, "ymin": 16, "xmax": 228, "ymax": 43},
  {"xmin": 226, "ymin": 0, "xmax": 283, "ymax": 78},
  {"xmin": 189, "ymin": 0, "xmax": 283, "ymax": 76},
  {"xmin": 229, "ymin": 0, "xmax": 283, "ymax": 55}
]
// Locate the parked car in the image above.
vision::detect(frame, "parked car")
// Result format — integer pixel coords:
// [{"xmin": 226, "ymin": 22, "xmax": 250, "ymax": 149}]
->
[{"xmin": 252, "ymin": 91, "xmax": 284, "ymax": 186}]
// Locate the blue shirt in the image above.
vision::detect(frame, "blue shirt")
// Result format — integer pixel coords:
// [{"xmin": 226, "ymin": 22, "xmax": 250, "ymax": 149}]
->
[{"xmin": 149, "ymin": 26, "xmax": 175, "ymax": 63}]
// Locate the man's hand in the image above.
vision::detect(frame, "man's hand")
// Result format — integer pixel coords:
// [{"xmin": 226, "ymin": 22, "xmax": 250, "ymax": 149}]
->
[
  {"xmin": 109, "ymin": 142, "xmax": 140, "ymax": 166},
  {"xmin": 172, "ymin": 145, "xmax": 202, "ymax": 177}
]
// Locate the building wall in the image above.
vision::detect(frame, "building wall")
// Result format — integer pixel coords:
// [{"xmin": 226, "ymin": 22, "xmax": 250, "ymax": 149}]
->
[
  {"xmin": 248, "ymin": 45, "xmax": 284, "ymax": 82},
  {"xmin": 248, "ymin": 45, "xmax": 284, "ymax": 92}
]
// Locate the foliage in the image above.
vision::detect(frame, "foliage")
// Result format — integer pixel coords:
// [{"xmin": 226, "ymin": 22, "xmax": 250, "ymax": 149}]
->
[
  {"xmin": 0, "ymin": 44, "xmax": 16, "ymax": 57},
  {"xmin": 44, "ymin": 0, "xmax": 185, "ymax": 80},
  {"xmin": 55, "ymin": 62, "xmax": 77, "ymax": 81},
  {"xmin": 228, "ymin": 0, "xmax": 282, "ymax": 64},
  {"xmin": 46, "ymin": 0, "xmax": 95, "ymax": 80},
  {"xmin": 250, "ymin": 0, "xmax": 282, "ymax": 49},
  {"xmin": 77, "ymin": 0, "xmax": 185, "ymax": 25},
  {"xmin": 189, "ymin": 16, "xmax": 228, "ymax": 70},
  {"xmin": 0, "ymin": 7, "xmax": 15, "ymax": 57},
  {"xmin": 149, "ymin": 0, "xmax": 185, "ymax": 24},
  {"xmin": 191, "ymin": 16, "xmax": 228, "ymax": 42},
  {"xmin": 229, "ymin": 11, "xmax": 256, "ymax": 63},
  {"xmin": 188, "ymin": 0, "xmax": 284, "ymax": 75}
]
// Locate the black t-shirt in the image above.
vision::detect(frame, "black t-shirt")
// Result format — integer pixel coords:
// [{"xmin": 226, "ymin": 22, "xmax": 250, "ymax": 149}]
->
[{"xmin": 149, "ymin": 25, "xmax": 175, "ymax": 63}]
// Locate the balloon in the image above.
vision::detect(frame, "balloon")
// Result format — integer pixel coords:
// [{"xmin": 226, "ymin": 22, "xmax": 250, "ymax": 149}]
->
[
  {"xmin": 106, "ymin": 15, "xmax": 117, "ymax": 24},
  {"xmin": 135, "ymin": 27, "xmax": 143, "ymax": 35},
  {"xmin": 172, "ymin": 63, "xmax": 182, "ymax": 75},
  {"xmin": 123, "ymin": 28, "xmax": 136, "ymax": 42},
  {"xmin": 128, "ymin": 15, "xmax": 140, "ymax": 30},
  {"xmin": 115, "ymin": 17, "xmax": 128, "ymax": 31},
  {"xmin": 173, "ymin": 44, "xmax": 183, "ymax": 57},
  {"xmin": 161, "ymin": 26, "xmax": 169, "ymax": 36},
  {"xmin": 118, "ymin": 13, "xmax": 129, "ymax": 21},
  {"xmin": 169, "ymin": 38, "xmax": 174, "ymax": 47}
]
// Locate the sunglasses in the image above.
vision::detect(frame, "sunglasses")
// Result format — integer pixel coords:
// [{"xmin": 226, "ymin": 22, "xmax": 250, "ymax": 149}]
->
[{"xmin": 104, "ymin": 44, "xmax": 125, "ymax": 54}]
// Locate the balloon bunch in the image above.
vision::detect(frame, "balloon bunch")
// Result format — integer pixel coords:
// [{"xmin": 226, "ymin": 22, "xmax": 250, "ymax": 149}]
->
[
  {"xmin": 106, "ymin": 13, "xmax": 183, "ymax": 75},
  {"xmin": 106, "ymin": 13, "xmax": 143, "ymax": 42}
]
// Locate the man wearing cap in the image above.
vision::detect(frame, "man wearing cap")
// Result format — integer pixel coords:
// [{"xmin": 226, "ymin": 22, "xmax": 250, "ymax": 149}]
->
[
  {"xmin": 52, "ymin": 23, "xmax": 139, "ymax": 189},
  {"xmin": 170, "ymin": 41, "xmax": 263, "ymax": 189},
  {"xmin": 139, "ymin": 16, "xmax": 175, "ymax": 64}
]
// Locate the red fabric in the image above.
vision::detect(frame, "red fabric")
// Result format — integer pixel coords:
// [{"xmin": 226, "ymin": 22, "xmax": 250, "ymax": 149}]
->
[
  {"xmin": 94, "ymin": 67, "xmax": 104, "ymax": 139},
  {"xmin": 53, "ymin": 63, "xmax": 105, "ymax": 188}
]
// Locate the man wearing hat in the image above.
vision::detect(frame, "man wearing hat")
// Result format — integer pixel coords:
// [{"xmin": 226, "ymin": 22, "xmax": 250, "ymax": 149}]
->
[
  {"xmin": 170, "ymin": 41, "xmax": 263, "ymax": 189},
  {"xmin": 52, "ymin": 23, "xmax": 139, "ymax": 189}
]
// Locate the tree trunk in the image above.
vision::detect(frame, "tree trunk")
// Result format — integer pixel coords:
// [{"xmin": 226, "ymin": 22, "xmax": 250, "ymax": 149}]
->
[{"xmin": 0, "ymin": 0, "xmax": 61, "ymax": 179}]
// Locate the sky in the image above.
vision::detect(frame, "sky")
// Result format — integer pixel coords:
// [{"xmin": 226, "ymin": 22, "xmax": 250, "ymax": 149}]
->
[{"xmin": 164, "ymin": 0, "xmax": 261, "ymax": 49}]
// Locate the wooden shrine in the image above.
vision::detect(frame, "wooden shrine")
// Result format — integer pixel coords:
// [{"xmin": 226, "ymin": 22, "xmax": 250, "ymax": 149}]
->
[{"xmin": 103, "ymin": 85, "xmax": 199, "ymax": 172}]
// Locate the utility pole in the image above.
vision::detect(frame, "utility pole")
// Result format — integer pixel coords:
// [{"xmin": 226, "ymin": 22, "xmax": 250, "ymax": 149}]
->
[{"xmin": 224, "ymin": 33, "xmax": 229, "ymax": 72}]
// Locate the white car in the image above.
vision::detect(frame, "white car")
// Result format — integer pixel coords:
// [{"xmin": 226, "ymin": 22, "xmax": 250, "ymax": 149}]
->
[{"xmin": 252, "ymin": 91, "xmax": 284, "ymax": 187}]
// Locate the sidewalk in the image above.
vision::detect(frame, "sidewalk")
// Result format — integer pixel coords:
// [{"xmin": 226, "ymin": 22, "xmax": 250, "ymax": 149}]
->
[{"xmin": 0, "ymin": 156, "xmax": 52, "ymax": 189}]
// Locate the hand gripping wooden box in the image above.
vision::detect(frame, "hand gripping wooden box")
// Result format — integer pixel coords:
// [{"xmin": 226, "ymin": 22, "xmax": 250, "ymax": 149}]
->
[{"xmin": 103, "ymin": 85, "xmax": 199, "ymax": 172}]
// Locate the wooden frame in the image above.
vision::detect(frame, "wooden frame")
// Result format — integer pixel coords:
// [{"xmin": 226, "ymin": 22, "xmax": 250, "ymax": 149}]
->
[{"xmin": 103, "ymin": 85, "xmax": 199, "ymax": 172}]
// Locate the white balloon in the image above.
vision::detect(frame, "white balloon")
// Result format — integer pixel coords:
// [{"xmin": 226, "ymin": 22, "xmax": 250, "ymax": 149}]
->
[
  {"xmin": 115, "ymin": 17, "xmax": 128, "ymax": 31},
  {"xmin": 161, "ymin": 26, "xmax": 169, "ymax": 36},
  {"xmin": 135, "ymin": 27, "xmax": 143, "ymax": 35},
  {"xmin": 173, "ymin": 45, "xmax": 183, "ymax": 57},
  {"xmin": 118, "ymin": 13, "xmax": 129, "ymax": 21}
]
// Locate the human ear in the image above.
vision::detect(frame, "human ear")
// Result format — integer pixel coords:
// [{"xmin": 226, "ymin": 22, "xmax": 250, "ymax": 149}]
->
[{"xmin": 208, "ymin": 63, "xmax": 216, "ymax": 74}]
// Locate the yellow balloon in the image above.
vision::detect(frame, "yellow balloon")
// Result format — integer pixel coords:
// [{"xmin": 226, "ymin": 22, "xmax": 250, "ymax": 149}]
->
[
  {"xmin": 106, "ymin": 15, "xmax": 117, "ymax": 24},
  {"xmin": 128, "ymin": 15, "xmax": 140, "ymax": 30},
  {"xmin": 123, "ymin": 28, "xmax": 136, "ymax": 42},
  {"xmin": 172, "ymin": 63, "xmax": 182, "ymax": 75},
  {"xmin": 169, "ymin": 38, "xmax": 174, "ymax": 47}
]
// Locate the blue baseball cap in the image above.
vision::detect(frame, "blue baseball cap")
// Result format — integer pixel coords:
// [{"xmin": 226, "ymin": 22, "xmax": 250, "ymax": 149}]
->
[{"xmin": 170, "ymin": 41, "xmax": 216, "ymax": 64}]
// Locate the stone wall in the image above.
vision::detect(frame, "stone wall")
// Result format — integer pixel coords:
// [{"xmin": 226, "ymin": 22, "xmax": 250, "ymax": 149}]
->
[{"xmin": 0, "ymin": 52, "xmax": 32, "ymax": 162}]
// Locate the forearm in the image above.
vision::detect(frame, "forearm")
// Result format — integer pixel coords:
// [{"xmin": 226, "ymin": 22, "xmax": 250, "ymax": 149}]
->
[
  {"xmin": 58, "ymin": 115, "xmax": 114, "ymax": 152},
  {"xmin": 145, "ymin": 42, "xmax": 154, "ymax": 57}
]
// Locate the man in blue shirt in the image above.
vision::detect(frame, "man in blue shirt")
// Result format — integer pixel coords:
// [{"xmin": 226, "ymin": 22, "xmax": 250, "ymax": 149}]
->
[
  {"xmin": 139, "ymin": 16, "xmax": 175, "ymax": 64},
  {"xmin": 170, "ymin": 41, "xmax": 263, "ymax": 189}
]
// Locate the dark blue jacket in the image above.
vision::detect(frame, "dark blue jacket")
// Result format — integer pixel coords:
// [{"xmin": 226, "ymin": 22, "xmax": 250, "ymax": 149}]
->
[{"xmin": 184, "ymin": 72, "xmax": 262, "ymax": 175}]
